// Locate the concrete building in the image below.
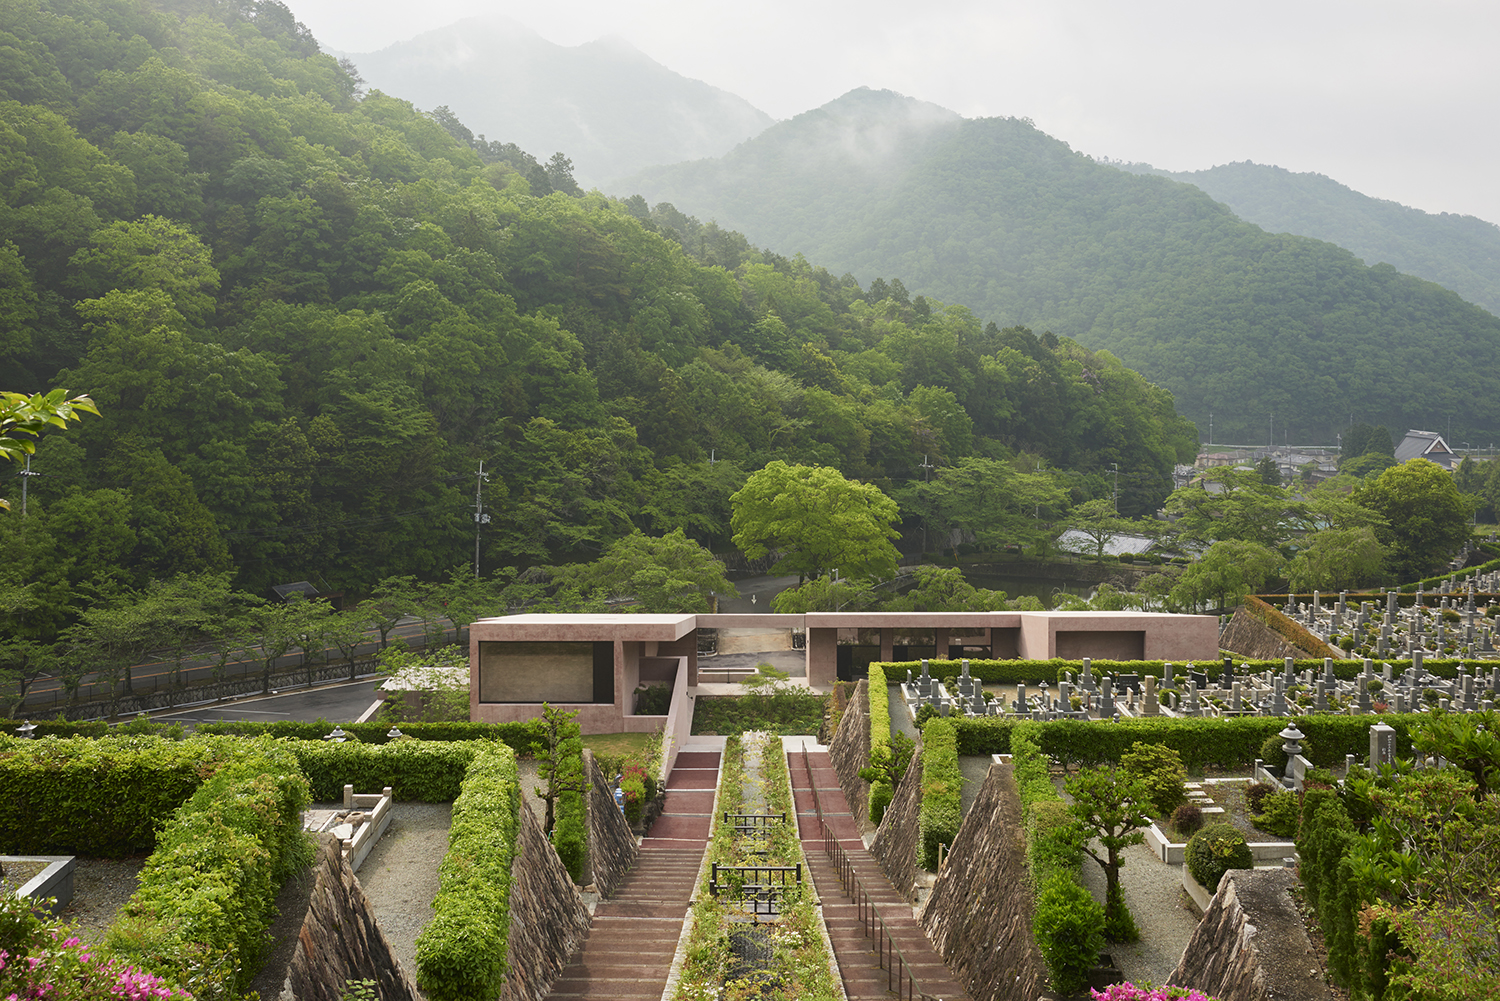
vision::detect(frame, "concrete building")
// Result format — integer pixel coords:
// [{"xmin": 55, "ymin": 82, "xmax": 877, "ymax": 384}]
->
[{"xmin": 469, "ymin": 610, "xmax": 1219, "ymax": 733}]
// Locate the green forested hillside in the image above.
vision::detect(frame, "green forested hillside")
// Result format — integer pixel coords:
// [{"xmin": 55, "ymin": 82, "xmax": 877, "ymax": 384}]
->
[
  {"xmin": 0, "ymin": 0, "xmax": 1195, "ymax": 638},
  {"xmin": 1123, "ymin": 161, "xmax": 1500, "ymax": 318},
  {"xmin": 615, "ymin": 90, "xmax": 1500, "ymax": 444}
]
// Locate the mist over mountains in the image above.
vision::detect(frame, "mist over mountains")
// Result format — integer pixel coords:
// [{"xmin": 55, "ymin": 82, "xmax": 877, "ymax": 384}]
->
[
  {"xmin": 340, "ymin": 16, "xmax": 773, "ymax": 186},
  {"xmin": 614, "ymin": 88, "xmax": 1500, "ymax": 443}
]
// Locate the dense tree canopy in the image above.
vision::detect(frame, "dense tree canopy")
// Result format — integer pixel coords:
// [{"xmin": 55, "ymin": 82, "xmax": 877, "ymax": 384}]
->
[{"xmin": 730, "ymin": 462, "xmax": 901, "ymax": 583}]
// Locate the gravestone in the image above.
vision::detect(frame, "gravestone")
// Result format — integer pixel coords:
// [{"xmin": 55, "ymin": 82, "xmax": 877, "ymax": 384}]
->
[
  {"xmin": 1142, "ymin": 675, "xmax": 1160, "ymax": 716},
  {"xmin": 1369, "ymin": 723, "xmax": 1396, "ymax": 768}
]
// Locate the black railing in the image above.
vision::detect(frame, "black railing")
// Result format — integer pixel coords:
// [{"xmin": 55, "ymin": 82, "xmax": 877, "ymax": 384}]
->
[
  {"xmin": 709, "ymin": 862, "xmax": 803, "ymax": 916},
  {"xmin": 800, "ymin": 746, "xmax": 943, "ymax": 1001},
  {"xmin": 725, "ymin": 811, "xmax": 786, "ymax": 834}
]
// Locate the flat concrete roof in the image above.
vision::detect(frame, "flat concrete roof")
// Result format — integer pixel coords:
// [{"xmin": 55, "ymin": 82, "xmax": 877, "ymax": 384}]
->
[{"xmin": 472, "ymin": 613, "xmax": 697, "ymax": 642}]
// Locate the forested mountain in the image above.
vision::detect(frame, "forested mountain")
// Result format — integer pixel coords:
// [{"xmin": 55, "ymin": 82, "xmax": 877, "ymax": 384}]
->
[
  {"xmin": 1118, "ymin": 160, "xmax": 1500, "ymax": 317},
  {"xmin": 0, "ymin": 0, "xmax": 1196, "ymax": 640},
  {"xmin": 614, "ymin": 89, "xmax": 1500, "ymax": 444},
  {"xmin": 339, "ymin": 16, "xmax": 773, "ymax": 188}
]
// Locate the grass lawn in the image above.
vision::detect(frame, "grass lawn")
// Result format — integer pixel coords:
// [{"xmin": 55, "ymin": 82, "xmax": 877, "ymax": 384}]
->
[{"xmin": 582, "ymin": 731, "xmax": 654, "ymax": 767}]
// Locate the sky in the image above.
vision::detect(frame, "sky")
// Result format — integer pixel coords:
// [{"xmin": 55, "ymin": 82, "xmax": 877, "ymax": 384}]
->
[{"xmin": 290, "ymin": 0, "xmax": 1500, "ymax": 225}]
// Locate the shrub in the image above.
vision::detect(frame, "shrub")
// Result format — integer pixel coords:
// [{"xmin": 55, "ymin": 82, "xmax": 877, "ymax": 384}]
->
[
  {"xmin": 1118, "ymin": 742, "xmax": 1188, "ymax": 818},
  {"xmin": 867, "ymin": 665, "xmax": 892, "ymax": 823},
  {"xmin": 620, "ymin": 764, "xmax": 648, "ymax": 825},
  {"xmin": 107, "ymin": 741, "xmax": 314, "ymax": 993},
  {"xmin": 1258, "ymin": 732, "xmax": 1299, "ymax": 774},
  {"xmin": 912, "ymin": 702, "xmax": 940, "ymax": 728},
  {"xmin": 1253, "ymin": 787, "xmax": 1301, "ymax": 838},
  {"xmin": 918, "ymin": 718, "xmax": 962, "ymax": 870},
  {"xmin": 634, "ymin": 684, "xmax": 671, "ymax": 715},
  {"xmin": 1033, "ymin": 872, "xmax": 1105, "ymax": 996},
  {"xmin": 1184, "ymin": 823, "xmax": 1253, "ymax": 894},
  {"xmin": 1245, "ymin": 781, "xmax": 1277, "ymax": 815},
  {"xmin": 415, "ymin": 744, "xmax": 520, "ymax": 1001},
  {"xmin": 1171, "ymin": 802, "xmax": 1204, "ymax": 837},
  {"xmin": 285, "ymin": 737, "xmax": 479, "ymax": 801}
]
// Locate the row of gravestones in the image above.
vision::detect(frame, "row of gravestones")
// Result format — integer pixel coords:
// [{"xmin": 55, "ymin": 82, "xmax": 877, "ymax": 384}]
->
[
  {"xmin": 898, "ymin": 655, "xmax": 1500, "ymax": 721},
  {"xmin": 1291, "ymin": 584, "xmax": 1500, "ymax": 657}
]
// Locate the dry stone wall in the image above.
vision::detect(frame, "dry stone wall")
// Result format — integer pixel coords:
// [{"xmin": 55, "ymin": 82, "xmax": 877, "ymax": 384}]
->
[
  {"xmin": 827, "ymin": 678, "xmax": 871, "ymax": 826},
  {"xmin": 1220, "ymin": 607, "xmax": 1305, "ymax": 660},
  {"xmin": 869, "ymin": 748, "xmax": 921, "ymax": 899},
  {"xmin": 919, "ymin": 761, "xmax": 1047, "ymax": 1001},
  {"xmin": 282, "ymin": 836, "xmax": 420, "ymax": 1001},
  {"xmin": 1168, "ymin": 867, "xmax": 1332, "ymax": 1001},
  {"xmin": 502, "ymin": 799, "xmax": 592, "ymax": 1001},
  {"xmin": 584, "ymin": 749, "xmax": 638, "ymax": 898}
]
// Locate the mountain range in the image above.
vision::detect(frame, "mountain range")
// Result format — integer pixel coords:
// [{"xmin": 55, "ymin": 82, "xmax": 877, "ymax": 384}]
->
[
  {"xmin": 339, "ymin": 16, "xmax": 773, "ymax": 187},
  {"xmin": 612, "ymin": 88, "xmax": 1500, "ymax": 443}
]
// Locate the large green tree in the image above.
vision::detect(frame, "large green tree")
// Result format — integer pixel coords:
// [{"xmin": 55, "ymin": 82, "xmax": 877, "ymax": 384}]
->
[
  {"xmin": 565, "ymin": 529, "xmax": 737, "ymax": 613},
  {"xmin": 1354, "ymin": 459, "xmax": 1471, "ymax": 580},
  {"xmin": 731, "ymin": 461, "xmax": 900, "ymax": 582}
]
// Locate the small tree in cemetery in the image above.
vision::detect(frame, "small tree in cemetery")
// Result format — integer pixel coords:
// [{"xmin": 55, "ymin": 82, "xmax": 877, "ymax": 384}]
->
[
  {"xmin": 1065, "ymin": 765, "xmax": 1154, "ymax": 942},
  {"xmin": 535, "ymin": 703, "xmax": 589, "ymax": 881}
]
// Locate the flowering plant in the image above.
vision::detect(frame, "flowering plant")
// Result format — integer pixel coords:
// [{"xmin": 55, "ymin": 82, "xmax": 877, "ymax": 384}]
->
[
  {"xmin": 1091, "ymin": 984, "xmax": 1222, "ymax": 1001},
  {"xmin": 0, "ymin": 897, "xmax": 191, "ymax": 1001}
]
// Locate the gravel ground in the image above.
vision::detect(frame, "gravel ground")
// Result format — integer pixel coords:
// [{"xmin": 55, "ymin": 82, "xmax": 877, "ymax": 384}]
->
[
  {"xmin": 54, "ymin": 857, "xmax": 147, "ymax": 942},
  {"xmin": 352, "ymin": 800, "xmax": 453, "ymax": 991},
  {"xmin": 1075, "ymin": 839, "xmax": 1202, "ymax": 987}
]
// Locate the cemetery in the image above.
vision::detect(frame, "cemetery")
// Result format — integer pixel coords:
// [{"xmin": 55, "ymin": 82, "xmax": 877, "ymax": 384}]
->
[{"xmin": 3, "ymin": 614, "xmax": 1497, "ymax": 1001}]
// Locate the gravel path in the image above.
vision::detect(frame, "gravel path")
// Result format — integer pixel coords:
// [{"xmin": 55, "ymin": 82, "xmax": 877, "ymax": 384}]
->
[
  {"xmin": 1075, "ymin": 838, "xmax": 1202, "ymax": 987},
  {"xmin": 353, "ymin": 800, "xmax": 453, "ymax": 991}
]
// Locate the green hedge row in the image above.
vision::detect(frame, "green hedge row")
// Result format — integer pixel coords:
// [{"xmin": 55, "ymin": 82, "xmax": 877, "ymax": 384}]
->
[
  {"xmin": 282, "ymin": 738, "xmax": 480, "ymax": 802},
  {"xmin": 874, "ymin": 655, "xmax": 1477, "ymax": 689},
  {"xmin": 867, "ymin": 664, "xmax": 893, "ymax": 823},
  {"xmin": 196, "ymin": 718, "xmax": 550, "ymax": 753},
  {"xmin": 948, "ymin": 713, "xmax": 1424, "ymax": 770},
  {"xmin": 1012, "ymin": 721, "xmax": 1102, "ymax": 995},
  {"xmin": 107, "ymin": 740, "xmax": 313, "ymax": 993},
  {"xmin": 415, "ymin": 744, "xmax": 521, "ymax": 1001},
  {"xmin": 0, "ymin": 735, "xmax": 255, "ymax": 855},
  {"xmin": 918, "ymin": 718, "xmax": 962, "ymax": 870}
]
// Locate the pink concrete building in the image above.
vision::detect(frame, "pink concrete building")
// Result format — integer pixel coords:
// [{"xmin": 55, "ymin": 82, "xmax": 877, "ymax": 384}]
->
[{"xmin": 469, "ymin": 610, "xmax": 1218, "ymax": 734}]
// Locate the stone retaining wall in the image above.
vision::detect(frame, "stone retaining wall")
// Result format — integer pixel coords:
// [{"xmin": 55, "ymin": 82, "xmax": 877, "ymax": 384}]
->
[
  {"xmin": 501, "ymin": 798, "xmax": 592, "ymax": 1001},
  {"xmin": 869, "ymin": 750, "xmax": 921, "ymax": 899},
  {"xmin": 1167, "ymin": 867, "xmax": 1332, "ymax": 1001},
  {"xmin": 1220, "ymin": 606, "xmax": 1308, "ymax": 660},
  {"xmin": 584, "ymin": 749, "xmax": 638, "ymax": 898},
  {"xmin": 919, "ymin": 761, "xmax": 1046, "ymax": 1001},
  {"xmin": 283, "ymin": 836, "xmax": 420, "ymax": 1001},
  {"xmin": 827, "ymin": 678, "xmax": 871, "ymax": 826}
]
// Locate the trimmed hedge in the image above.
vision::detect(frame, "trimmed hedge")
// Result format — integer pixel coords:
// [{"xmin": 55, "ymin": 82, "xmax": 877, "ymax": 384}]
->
[
  {"xmin": 196, "ymin": 718, "xmax": 550, "ymax": 753},
  {"xmin": 106, "ymin": 739, "xmax": 313, "ymax": 993},
  {"xmin": 282, "ymin": 738, "xmax": 481, "ymax": 801},
  {"xmin": 1012, "ymin": 721, "xmax": 1103, "ymax": 994},
  {"xmin": 415, "ymin": 744, "xmax": 521, "ymax": 1001},
  {"xmin": 867, "ymin": 664, "xmax": 892, "ymax": 823},
  {"xmin": 871, "ymin": 655, "xmax": 1478, "ymax": 689},
  {"xmin": 918, "ymin": 718, "xmax": 961, "ymax": 870},
  {"xmin": 948, "ymin": 713, "xmax": 1426, "ymax": 770},
  {"xmin": 0, "ymin": 735, "xmax": 259, "ymax": 855}
]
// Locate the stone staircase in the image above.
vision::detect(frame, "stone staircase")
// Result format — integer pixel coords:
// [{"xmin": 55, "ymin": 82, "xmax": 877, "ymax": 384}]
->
[
  {"xmin": 545, "ymin": 745, "xmax": 722, "ymax": 1001},
  {"xmin": 786, "ymin": 742, "xmax": 971, "ymax": 1001}
]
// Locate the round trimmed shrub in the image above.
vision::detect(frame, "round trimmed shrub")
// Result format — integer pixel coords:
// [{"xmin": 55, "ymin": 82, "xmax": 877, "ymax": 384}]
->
[
  {"xmin": 1185, "ymin": 822, "xmax": 1254, "ymax": 893},
  {"xmin": 1171, "ymin": 802, "xmax": 1204, "ymax": 837}
]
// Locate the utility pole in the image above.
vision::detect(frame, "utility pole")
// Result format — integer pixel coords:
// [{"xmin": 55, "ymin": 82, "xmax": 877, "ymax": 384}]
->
[
  {"xmin": 18, "ymin": 454, "xmax": 38, "ymax": 517},
  {"xmin": 918, "ymin": 454, "xmax": 934, "ymax": 557},
  {"xmin": 473, "ymin": 460, "xmax": 491, "ymax": 579},
  {"xmin": 1110, "ymin": 462, "xmax": 1119, "ymax": 514}
]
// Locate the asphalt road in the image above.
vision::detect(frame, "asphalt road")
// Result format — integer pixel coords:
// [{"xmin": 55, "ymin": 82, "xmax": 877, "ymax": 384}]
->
[{"xmin": 149, "ymin": 679, "xmax": 385, "ymax": 729}]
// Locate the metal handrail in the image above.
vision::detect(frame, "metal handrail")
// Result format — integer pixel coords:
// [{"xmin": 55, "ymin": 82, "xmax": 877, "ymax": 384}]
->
[{"xmin": 800, "ymin": 746, "xmax": 943, "ymax": 1001}]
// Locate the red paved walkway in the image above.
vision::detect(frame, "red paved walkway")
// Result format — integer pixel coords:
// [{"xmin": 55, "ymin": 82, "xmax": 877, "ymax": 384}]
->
[
  {"xmin": 787, "ymin": 746, "xmax": 971, "ymax": 1001},
  {"xmin": 546, "ymin": 748, "xmax": 721, "ymax": 1001}
]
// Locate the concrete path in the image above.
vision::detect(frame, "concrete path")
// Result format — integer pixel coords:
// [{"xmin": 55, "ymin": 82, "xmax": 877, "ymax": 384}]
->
[
  {"xmin": 546, "ymin": 742, "xmax": 723, "ymax": 1001},
  {"xmin": 785, "ymin": 739, "xmax": 971, "ymax": 1001}
]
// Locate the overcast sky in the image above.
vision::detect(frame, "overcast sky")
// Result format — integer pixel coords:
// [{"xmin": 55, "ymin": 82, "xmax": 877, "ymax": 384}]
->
[{"xmin": 291, "ymin": 0, "xmax": 1500, "ymax": 225}]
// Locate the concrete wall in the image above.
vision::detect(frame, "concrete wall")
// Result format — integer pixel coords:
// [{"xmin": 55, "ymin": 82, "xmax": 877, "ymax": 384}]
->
[{"xmin": 919, "ymin": 761, "xmax": 1048, "ymax": 1001}]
